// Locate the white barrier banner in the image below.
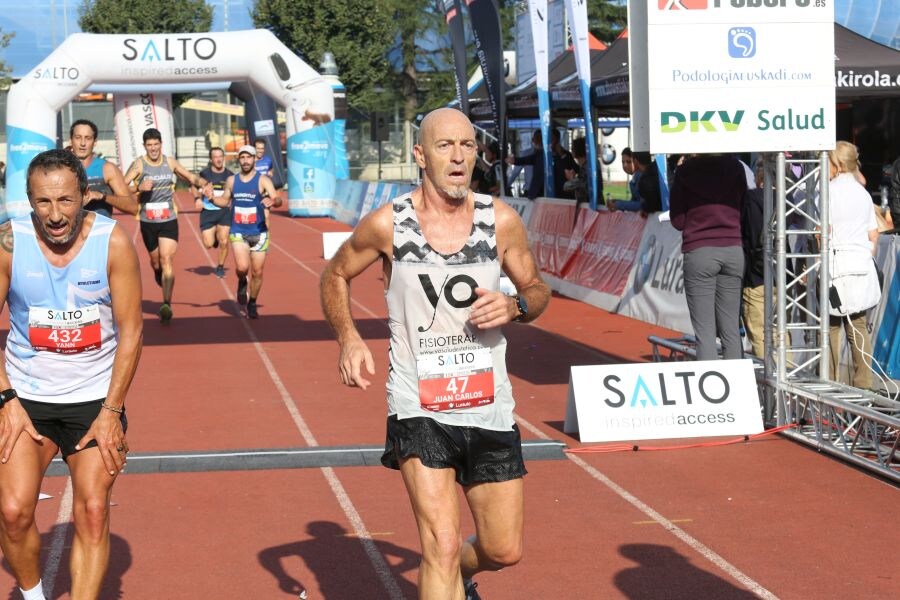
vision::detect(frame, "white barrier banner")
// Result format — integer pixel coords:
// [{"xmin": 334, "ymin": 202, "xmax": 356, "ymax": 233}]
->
[
  {"xmin": 564, "ymin": 359, "xmax": 763, "ymax": 443},
  {"xmin": 113, "ymin": 93, "xmax": 175, "ymax": 170},
  {"xmin": 503, "ymin": 196, "xmax": 534, "ymax": 227},
  {"xmin": 617, "ymin": 215, "xmax": 692, "ymax": 333}
]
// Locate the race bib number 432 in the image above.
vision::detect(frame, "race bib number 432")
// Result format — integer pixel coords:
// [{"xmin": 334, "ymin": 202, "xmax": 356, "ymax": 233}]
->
[
  {"xmin": 28, "ymin": 306, "xmax": 102, "ymax": 354},
  {"xmin": 416, "ymin": 347, "xmax": 494, "ymax": 412}
]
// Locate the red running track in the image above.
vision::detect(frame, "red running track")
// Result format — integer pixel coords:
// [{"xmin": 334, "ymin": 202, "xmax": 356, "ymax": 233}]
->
[{"xmin": 1, "ymin": 193, "xmax": 896, "ymax": 599}]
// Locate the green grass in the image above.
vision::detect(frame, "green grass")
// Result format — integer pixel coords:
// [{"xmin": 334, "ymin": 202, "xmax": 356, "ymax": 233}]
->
[{"xmin": 603, "ymin": 182, "xmax": 630, "ymax": 202}]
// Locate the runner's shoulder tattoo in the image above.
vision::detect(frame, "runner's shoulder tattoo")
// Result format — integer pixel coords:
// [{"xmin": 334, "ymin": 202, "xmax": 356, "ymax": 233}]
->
[{"xmin": 0, "ymin": 222, "xmax": 12, "ymax": 253}]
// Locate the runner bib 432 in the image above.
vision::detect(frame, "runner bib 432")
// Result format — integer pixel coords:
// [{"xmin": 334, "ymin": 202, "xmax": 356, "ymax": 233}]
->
[{"xmin": 28, "ymin": 306, "xmax": 102, "ymax": 354}]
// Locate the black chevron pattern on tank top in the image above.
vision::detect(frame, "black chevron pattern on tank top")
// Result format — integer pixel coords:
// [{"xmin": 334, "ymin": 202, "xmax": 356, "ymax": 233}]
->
[{"xmin": 392, "ymin": 194, "xmax": 497, "ymax": 265}]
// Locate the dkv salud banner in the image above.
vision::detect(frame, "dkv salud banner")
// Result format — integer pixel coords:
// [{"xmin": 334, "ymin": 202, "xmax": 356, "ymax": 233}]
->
[
  {"xmin": 564, "ymin": 359, "xmax": 764, "ymax": 443},
  {"xmin": 646, "ymin": 0, "xmax": 835, "ymax": 154}
]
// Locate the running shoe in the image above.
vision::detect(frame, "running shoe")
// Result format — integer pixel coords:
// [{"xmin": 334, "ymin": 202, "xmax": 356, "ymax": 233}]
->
[
  {"xmin": 215, "ymin": 265, "xmax": 225, "ymax": 278},
  {"xmin": 154, "ymin": 268, "xmax": 162, "ymax": 287},
  {"xmin": 237, "ymin": 278, "xmax": 248, "ymax": 305},
  {"xmin": 464, "ymin": 579, "xmax": 481, "ymax": 600},
  {"xmin": 159, "ymin": 303, "xmax": 173, "ymax": 324},
  {"xmin": 247, "ymin": 301, "xmax": 259, "ymax": 319}
]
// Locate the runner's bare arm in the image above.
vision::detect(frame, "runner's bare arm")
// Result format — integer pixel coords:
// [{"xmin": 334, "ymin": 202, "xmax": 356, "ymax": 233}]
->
[
  {"xmin": 212, "ymin": 176, "xmax": 233, "ymax": 208},
  {"xmin": 169, "ymin": 157, "xmax": 213, "ymax": 198},
  {"xmin": 0, "ymin": 223, "xmax": 43, "ymax": 462},
  {"xmin": 123, "ymin": 159, "xmax": 146, "ymax": 193},
  {"xmin": 99, "ymin": 161, "xmax": 139, "ymax": 215},
  {"xmin": 260, "ymin": 176, "xmax": 282, "ymax": 209},
  {"xmin": 469, "ymin": 199, "xmax": 550, "ymax": 329},
  {"xmin": 75, "ymin": 224, "xmax": 143, "ymax": 474},
  {"xmin": 320, "ymin": 203, "xmax": 392, "ymax": 389}
]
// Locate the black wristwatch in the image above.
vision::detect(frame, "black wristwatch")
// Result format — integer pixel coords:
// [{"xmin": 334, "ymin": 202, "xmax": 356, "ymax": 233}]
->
[
  {"xmin": 512, "ymin": 295, "xmax": 528, "ymax": 322},
  {"xmin": 0, "ymin": 388, "xmax": 18, "ymax": 409}
]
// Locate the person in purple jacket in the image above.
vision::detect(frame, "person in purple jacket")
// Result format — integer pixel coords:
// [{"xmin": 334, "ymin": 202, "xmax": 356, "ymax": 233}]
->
[{"xmin": 670, "ymin": 154, "xmax": 748, "ymax": 360}]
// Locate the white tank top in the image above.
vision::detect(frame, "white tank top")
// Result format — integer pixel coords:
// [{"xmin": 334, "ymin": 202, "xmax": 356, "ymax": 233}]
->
[
  {"xmin": 5, "ymin": 214, "xmax": 118, "ymax": 403},
  {"xmin": 386, "ymin": 193, "xmax": 515, "ymax": 431}
]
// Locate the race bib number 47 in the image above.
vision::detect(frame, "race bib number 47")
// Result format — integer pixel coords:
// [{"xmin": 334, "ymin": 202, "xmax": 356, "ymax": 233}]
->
[
  {"xmin": 29, "ymin": 306, "xmax": 102, "ymax": 354},
  {"xmin": 416, "ymin": 347, "xmax": 494, "ymax": 412},
  {"xmin": 234, "ymin": 205, "xmax": 257, "ymax": 225}
]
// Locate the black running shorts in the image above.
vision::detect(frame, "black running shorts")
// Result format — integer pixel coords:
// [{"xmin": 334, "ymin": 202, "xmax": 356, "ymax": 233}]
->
[
  {"xmin": 199, "ymin": 208, "xmax": 230, "ymax": 231},
  {"xmin": 140, "ymin": 219, "xmax": 179, "ymax": 252},
  {"xmin": 381, "ymin": 415, "xmax": 527, "ymax": 486},
  {"xmin": 18, "ymin": 398, "xmax": 127, "ymax": 459}
]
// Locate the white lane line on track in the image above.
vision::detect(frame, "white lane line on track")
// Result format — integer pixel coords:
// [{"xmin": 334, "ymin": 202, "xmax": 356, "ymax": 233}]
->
[
  {"xmin": 517, "ymin": 416, "xmax": 778, "ymax": 599},
  {"xmin": 269, "ymin": 238, "xmax": 381, "ymax": 320},
  {"xmin": 184, "ymin": 212, "xmax": 405, "ymax": 600},
  {"xmin": 271, "ymin": 213, "xmax": 777, "ymax": 598},
  {"xmin": 43, "ymin": 478, "xmax": 73, "ymax": 598}
]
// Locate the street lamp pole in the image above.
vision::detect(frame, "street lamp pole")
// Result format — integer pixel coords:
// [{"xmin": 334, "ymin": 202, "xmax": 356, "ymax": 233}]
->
[{"xmin": 378, "ymin": 140, "xmax": 383, "ymax": 180}]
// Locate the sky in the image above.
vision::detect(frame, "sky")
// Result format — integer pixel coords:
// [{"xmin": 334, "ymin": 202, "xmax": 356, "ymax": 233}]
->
[
  {"xmin": 0, "ymin": 0, "xmax": 254, "ymax": 78},
  {"xmin": 0, "ymin": 0, "xmax": 896, "ymax": 80}
]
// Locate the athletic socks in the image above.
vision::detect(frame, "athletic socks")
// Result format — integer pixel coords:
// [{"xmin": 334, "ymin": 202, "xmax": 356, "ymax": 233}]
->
[
  {"xmin": 247, "ymin": 298, "xmax": 259, "ymax": 319},
  {"xmin": 237, "ymin": 277, "xmax": 248, "ymax": 305},
  {"xmin": 20, "ymin": 580, "xmax": 46, "ymax": 600}
]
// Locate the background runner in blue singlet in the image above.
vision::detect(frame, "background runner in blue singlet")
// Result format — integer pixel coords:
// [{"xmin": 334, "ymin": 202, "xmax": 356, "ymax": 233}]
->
[
  {"xmin": 214, "ymin": 145, "xmax": 280, "ymax": 319},
  {"xmin": 69, "ymin": 119, "xmax": 138, "ymax": 217}
]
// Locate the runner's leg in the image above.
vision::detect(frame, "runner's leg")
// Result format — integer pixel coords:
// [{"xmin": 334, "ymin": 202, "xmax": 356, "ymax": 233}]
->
[
  {"xmin": 248, "ymin": 250, "xmax": 267, "ymax": 301},
  {"xmin": 215, "ymin": 224, "xmax": 230, "ymax": 268},
  {"xmin": 0, "ymin": 437, "xmax": 59, "ymax": 591},
  {"xmin": 460, "ymin": 479, "xmax": 524, "ymax": 579},
  {"xmin": 231, "ymin": 240, "xmax": 251, "ymax": 305},
  {"xmin": 200, "ymin": 224, "xmax": 216, "ymax": 249},
  {"xmin": 66, "ymin": 448, "xmax": 119, "ymax": 600},
  {"xmin": 398, "ymin": 457, "xmax": 465, "ymax": 598},
  {"xmin": 157, "ymin": 237, "xmax": 178, "ymax": 305}
]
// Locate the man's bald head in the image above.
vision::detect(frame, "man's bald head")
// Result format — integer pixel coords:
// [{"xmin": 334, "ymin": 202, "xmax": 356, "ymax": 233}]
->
[
  {"xmin": 413, "ymin": 108, "xmax": 478, "ymax": 201},
  {"xmin": 418, "ymin": 108, "xmax": 475, "ymax": 145}
]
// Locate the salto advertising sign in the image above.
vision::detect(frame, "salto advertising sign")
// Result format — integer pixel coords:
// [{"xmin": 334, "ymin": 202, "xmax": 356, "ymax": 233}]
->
[{"xmin": 647, "ymin": 0, "xmax": 835, "ymax": 153}]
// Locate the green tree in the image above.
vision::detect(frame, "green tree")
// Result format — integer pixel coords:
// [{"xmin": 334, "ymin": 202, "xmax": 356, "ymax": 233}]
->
[
  {"xmin": 588, "ymin": 0, "xmax": 627, "ymax": 45},
  {"xmin": 0, "ymin": 28, "xmax": 15, "ymax": 87},
  {"xmin": 253, "ymin": 0, "xmax": 396, "ymax": 112},
  {"xmin": 78, "ymin": 0, "xmax": 212, "ymax": 34}
]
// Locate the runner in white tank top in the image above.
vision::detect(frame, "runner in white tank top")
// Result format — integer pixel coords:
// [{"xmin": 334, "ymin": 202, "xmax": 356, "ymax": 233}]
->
[
  {"xmin": 321, "ymin": 108, "xmax": 551, "ymax": 599},
  {"xmin": 0, "ymin": 150, "xmax": 143, "ymax": 600}
]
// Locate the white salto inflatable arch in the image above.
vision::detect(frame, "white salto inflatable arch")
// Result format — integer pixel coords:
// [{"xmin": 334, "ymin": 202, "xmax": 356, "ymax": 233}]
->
[{"xmin": 5, "ymin": 30, "xmax": 337, "ymax": 218}]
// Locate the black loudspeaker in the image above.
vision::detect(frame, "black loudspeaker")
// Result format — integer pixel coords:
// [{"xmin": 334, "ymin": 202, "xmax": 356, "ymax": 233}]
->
[
  {"xmin": 269, "ymin": 53, "xmax": 291, "ymax": 81},
  {"xmin": 370, "ymin": 112, "xmax": 389, "ymax": 142}
]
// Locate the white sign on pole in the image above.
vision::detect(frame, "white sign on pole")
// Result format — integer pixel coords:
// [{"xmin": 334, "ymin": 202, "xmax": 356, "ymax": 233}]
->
[
  {"xmin": 564, "ymin": 359, "xmax": 763, "ymax": 443},
  {"xmin": 113, "ymin": 93, "xmax": 175, "ymax": 170},
  {"xmin": 645, "ymin": 0, "xmax": 834, "ymax": 154}
]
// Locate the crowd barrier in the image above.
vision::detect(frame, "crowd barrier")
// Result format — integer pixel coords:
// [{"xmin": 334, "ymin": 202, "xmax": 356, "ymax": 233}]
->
[
  {"xmin": 524, "ymin": 197, "xmax": 693, "ymax": 332},
  {"xmin": 322, "ymin": 182, "xmax": 900, "ymax": 380}
]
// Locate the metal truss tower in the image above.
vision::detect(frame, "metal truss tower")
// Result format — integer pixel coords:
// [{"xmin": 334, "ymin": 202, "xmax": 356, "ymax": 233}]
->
[{"xmin": 763, "ymin": 152, "xmax": 900, "ymax": 483}]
